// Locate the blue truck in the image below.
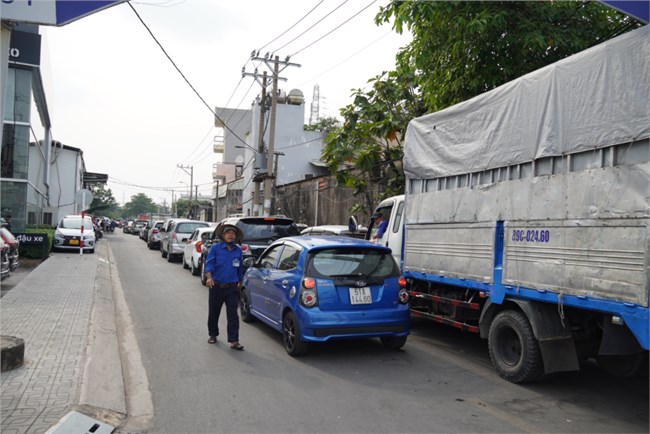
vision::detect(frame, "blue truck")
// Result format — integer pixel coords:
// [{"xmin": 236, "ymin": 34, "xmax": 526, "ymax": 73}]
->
[{"xmin": 366, "ymin": 26, "xmax": 649, "ymax": 382}]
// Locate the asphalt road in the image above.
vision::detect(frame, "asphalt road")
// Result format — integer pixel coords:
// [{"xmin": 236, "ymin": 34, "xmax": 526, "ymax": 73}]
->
[{"xmin": 109, "ymin": 232, "xmax": 649, "ymax": 434}]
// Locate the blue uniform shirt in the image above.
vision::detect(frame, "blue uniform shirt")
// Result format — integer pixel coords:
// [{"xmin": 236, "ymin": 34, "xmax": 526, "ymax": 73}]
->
[
  {"xmin": 376, "ymin": 219, "xmax": 388, "ymax": 238},
  {"xmin": 205, "ymin": 242, "xmax": 244, "ymax": 284}
]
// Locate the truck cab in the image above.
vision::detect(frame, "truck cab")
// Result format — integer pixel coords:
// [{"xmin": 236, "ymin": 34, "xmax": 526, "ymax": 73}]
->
[{"xmin": 366, "ymin": 195, "xmax": 405, "ymax": 267}]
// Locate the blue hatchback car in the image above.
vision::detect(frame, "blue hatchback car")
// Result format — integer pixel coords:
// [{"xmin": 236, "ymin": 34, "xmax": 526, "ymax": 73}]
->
[{"xmin": 241, "ymin": 236, "xmax": 410, "ymax": 355}]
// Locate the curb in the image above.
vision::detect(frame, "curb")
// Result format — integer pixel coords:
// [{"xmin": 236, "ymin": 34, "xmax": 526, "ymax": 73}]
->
[{"xmin": 77, "ymin": 241, "xmax": 127, "ymax": 425}]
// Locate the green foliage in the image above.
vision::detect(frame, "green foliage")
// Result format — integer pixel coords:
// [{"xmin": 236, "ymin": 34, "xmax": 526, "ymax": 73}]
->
[
  {"xmin": 376, "ymin": 0, "xmax": 642, "ymax": 112},
  {"xmin": 321, "ymin": 69, "xmax": 426, "ymax": 209},
  {"xmin": 304, "ymin": 116, "xmax": 341, "ymax": 132},
  {"xmin": 88, "ymin": 184, "xmax": 121, "ymax": 218},
  {"xmin": 19, "ymin": 226, "xmax": 55, "ymax": 259},
  {"xmin": 322, "ymin": 0, "xmax": 640, "ymax": 207},
  {"xmin": 122, "ymin": 193, "xmax": 159, "ymax": 218}
]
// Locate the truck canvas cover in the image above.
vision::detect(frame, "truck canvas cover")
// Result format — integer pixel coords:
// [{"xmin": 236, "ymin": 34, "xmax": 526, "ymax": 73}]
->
[
  {"xmin": 402, "ymin": 26, "xmax": 649, "ymax": 309},
  {"xmin": 404, "ymin": 26, "xmax": 649, "ymax": 180}
]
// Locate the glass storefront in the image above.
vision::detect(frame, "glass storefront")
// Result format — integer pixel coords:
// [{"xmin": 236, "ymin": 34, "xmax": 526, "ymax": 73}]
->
[{"xmin": 2, "ymin": 67, "xmax": 33, "ymax": 231}]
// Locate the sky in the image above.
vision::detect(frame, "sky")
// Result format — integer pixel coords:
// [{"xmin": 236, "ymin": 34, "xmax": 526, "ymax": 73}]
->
[{"xmin": 33, "ymin": 0, "xmax": 411, "ymax": 207}]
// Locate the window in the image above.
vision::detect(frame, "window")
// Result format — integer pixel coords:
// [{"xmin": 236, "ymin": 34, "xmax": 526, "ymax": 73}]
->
[
  {"xmin": 28, "ymin": 212, "xmax": 36, "ymax": 225},
  {"xmin": 43, "ymin": 212, "xmax": 52, "ymax": 226},
  {"xmin": 260, "ymin": 246, "xmax": 281, "ymax": 269},
  {"xmin": 277, "ymin": 245, "xmax": 300, "ymax": 270},
  {"xmin": 308, "ymin": 248, "xmax": 399, "ymax": 278}
]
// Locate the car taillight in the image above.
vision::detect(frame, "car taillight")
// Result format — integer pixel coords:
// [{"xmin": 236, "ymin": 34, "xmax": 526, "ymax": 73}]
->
[
  {"xmin": 195, "ymin": 241, "xmax": 203, "ymax": 253},
  {"xmin": 152, "ymin": 228, "xmax": 159, "ymax": 234},
  {"xmin": 399, "ymin": 277, "xmax": 407, "ymax": 287},
  {"xmin": 240, "ymin": 244, "xmax": 249, "ymax": 253},
  {"xmin": 300, "ymin": 278, "xmax": 318, "ymax": 307},
  {"xmin": 398, "ymin": 288, "xmax": 409, "ymax": 304}
]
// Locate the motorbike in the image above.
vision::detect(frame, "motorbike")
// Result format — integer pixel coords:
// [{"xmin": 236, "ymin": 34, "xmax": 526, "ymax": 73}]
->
[
  {"xmin": 0, "ymin": 238, "xmax": 10, "ymax": 280},
  {"xmin": 0, "ymin": 225, "xmax": 19, "ymax": 271}
]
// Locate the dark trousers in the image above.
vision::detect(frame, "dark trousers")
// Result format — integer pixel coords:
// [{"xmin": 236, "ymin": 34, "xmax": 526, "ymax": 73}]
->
[{"xmin": 207, "ymin": 286, "xmax": 240, "ymax": 342}]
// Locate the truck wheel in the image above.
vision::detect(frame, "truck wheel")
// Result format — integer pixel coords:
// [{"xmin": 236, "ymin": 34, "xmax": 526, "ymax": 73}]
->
[
  {"xmin": 597, "ymin": 352, "xmax": 648, "ymax": 379},
  {"xmin": 380, "ymin": 336, "xmax": 407, "ymax": 350},
  {"xmin": 240, "ymin": 289, "xmax": 255, "ymax": 323},
  {"xmin": 488, "ymin": 310, "xmax": 545, "ymax": 383},
  {"xmin": 283, "ymin": 311, "xmax": 309, "ymax": 356}
]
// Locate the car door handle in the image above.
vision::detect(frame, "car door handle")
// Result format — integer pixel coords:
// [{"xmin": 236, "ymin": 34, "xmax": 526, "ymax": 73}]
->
[{"xmin": 281, "ymin": 279, "xmax": 289, "ymax": 287}]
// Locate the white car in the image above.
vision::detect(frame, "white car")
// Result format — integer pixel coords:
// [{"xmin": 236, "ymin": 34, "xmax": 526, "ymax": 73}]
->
[
  {"xmin": 182, "ymin": 226, "xmax": 214, "ymax": 275},
  {"xmin": 53, "ymin": 215, "xmax": 96, "ymax": 253}
]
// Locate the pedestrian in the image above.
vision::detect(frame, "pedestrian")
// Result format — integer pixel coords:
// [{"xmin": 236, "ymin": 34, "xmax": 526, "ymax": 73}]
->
[
  {"xmin": 371, "ymin": 211, "xmax": 388, "ymax": 242},
  {"xmin": 204, "ymin": 224, "xmax": 245, "ymax": 350}
]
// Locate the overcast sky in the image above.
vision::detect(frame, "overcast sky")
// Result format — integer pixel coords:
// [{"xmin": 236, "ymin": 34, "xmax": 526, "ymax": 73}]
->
[{"xmin": 34, "ymin": 0, "xmax": 411, "ymax": 207}]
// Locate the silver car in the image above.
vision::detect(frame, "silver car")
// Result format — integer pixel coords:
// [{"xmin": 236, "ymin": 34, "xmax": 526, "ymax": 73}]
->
[{"xmin": 161, "ymin": 219, "xmax": 210, "ymax": 262}]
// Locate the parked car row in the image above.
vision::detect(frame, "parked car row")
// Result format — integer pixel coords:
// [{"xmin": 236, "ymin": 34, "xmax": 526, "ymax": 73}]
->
[{"xmin": 128, "ymin": 215, "xmax": 410, "ymax": 356}]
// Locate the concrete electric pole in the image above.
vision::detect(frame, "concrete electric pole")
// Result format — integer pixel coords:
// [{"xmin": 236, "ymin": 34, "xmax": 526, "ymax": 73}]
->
[{"xmin": 243, "ymin": 53, "xmax": 300, "ymax": 216}]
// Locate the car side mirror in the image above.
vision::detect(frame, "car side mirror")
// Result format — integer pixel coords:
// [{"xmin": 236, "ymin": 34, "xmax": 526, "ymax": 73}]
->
[{"xmin": 243, "ymin": 257, "xmax": 256, "ymax": 268}]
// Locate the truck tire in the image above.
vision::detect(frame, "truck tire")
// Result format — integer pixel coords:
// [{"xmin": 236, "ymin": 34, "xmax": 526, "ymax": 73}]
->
[
  {"xmin": 488, "ymin": 310, "xmax": 545, "ymax": 383},
  {"xmin": 597, "ymin": 352, "xmax": 648, "ymax": 379}
]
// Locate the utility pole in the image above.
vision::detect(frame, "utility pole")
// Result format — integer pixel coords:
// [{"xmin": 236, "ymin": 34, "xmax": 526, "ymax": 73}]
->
[
  {"xmin": 271, "ymin": 151, "xmax": 284, "ymax": 215},
  {"xmin": 177, "ymin": 164, "xmax": 193, "ymax": 218},
  {"xmin": 243, "ymin": 53, "xmax": 300, "ymax": 216},
  {"xmin": 254, "ymin": 72, "xmax": 268, "ymax": 216}
]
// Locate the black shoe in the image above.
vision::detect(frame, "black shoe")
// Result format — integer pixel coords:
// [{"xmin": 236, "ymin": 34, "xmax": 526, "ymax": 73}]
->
[{"xmin": 208, "ymin": 336, "xmax": 217, "ymax": 344}]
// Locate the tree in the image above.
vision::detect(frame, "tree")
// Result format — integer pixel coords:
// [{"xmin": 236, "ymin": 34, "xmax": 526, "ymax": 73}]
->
[
  {"xmin": 304, "ymin": 116, "xmax": 340, "ymax": 132},
  {"xmin": 322, "ymin": 0, "xmax": 641, "ymax": 205},
  {"xmin": 376, "ymin": 0, "xmax": 642, "ymax": 112},
  {"xmin": 322, "ymin": 68, "xmax": 426, "ymax": 212},
  {"xmin": 123, "ymin": 193, "xmax": 158, "ymax": 218},
  {"xmin": 88, "ymin": 184, "xmax": 120, "ymax": 218}
]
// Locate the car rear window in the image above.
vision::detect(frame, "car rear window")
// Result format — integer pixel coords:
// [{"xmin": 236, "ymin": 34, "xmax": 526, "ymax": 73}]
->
[
  {"xmin": 308, "ymin": 248, "xmax": 399, "ymax": 279},
  {"xmin": 238, "ymin": 219, "xmax": 300, "ymax": 241},
  {"xmin": 176, "ymin": 222, "xmax": 209, "ymax": 233}
]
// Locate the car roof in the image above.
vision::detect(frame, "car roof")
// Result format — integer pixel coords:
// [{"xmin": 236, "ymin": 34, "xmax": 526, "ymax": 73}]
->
[{"xmin": 280, "ymin": 235, "xmax": 391, "ymax": 252}]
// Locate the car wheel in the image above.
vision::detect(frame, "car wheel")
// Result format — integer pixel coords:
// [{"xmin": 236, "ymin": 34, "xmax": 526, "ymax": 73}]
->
[
  {"xmin": 283, "ymin": 311, "xmax": 308, "ymax": 356},
  {"xmin": 191, "ymin": 259, "xmax": 200, "ymax": 276},
  {"xmin": 488, "ymin": 310, "xmax": 545, "ymax": 383},
  {"xmin": 240, "ymin": 288, "xmax": 255, "ymax": 323},
  {"xmin": 380, "ymin": 335, "xmax": 407, "ymax": 350},
  {"xmin": 161, "ymin": 246, "xmax": 167, "ymax": 258},
  {"xmin": 200, "ymin": 262, "xmax": 207, "ymax": 286},
  {"xmin": 167, "ymin": 252, "xmax": 174, "ymax": 263},
  {"xmin": 182, "ymin": 254, "xmax": 190, "ymax": 269},
  {"xmin": 147, "ymin": 241, "xmax": 153, "ymax": 250}
]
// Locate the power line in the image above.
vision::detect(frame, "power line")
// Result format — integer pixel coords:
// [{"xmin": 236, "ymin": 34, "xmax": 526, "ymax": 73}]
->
[
  {"xmin": 257, "ymin": 0, "xmax": 326, "ymax": 52},
  {"xmin": 270, "ymin": 0, "xmax": 350, "ymax": 55},
  {"xmin": 128, "ymin": 2, "xmax": 249, "ymax": 146},
  {"xmin": 289, "ymin": 0, "xmax": 378, "ymax": 58}
]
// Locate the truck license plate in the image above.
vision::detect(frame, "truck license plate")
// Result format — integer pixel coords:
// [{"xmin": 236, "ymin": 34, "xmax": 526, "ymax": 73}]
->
[{"xmin": 349, "ymin": 287, "xmax": 371, "ymax": 304}]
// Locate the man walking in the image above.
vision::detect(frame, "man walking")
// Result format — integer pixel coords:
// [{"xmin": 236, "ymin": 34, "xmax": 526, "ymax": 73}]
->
[{"xmin": 204, "ymin": 224, "xmax": 245, "ymax": 350}]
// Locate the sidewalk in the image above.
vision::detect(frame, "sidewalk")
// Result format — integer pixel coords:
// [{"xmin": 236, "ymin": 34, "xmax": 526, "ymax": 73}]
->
[{"xmin": 1, "ymin": 240, "xmax": 126, "ymax": 433}]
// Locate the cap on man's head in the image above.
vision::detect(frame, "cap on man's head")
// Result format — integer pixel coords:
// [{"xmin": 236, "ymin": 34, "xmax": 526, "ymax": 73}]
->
[{"xmin": 371, "ymin": 212, "xmax": 383, "ymax": 219}]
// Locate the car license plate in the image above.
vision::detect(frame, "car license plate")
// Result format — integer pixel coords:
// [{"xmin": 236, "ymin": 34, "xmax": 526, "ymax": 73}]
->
[
  {"xmin": 349, "ymin": 287, "xmax": 371, "ymax": 304},
  {"xmin": 69, "ymin": 239, "xmax": 79, "ymax": 245}
]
